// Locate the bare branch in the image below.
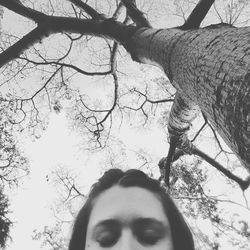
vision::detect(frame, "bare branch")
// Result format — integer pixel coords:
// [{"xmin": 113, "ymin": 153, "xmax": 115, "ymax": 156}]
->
[
  {"xmin": 158, "ymin": 136, "xmax": 178, "ymax": 187},
  {"xmin": 0, "ymin": 26, "xmax": 48, "ymax": 68},
  {"xmin": 207, "ymin": 122, "xmax": 233, "ymax": 155},
  {"xmin": 121, "ymin": 0, "xmax": 152, "ymax": 28},
  {"xmin": 97, "ymin": 42, "xmax": 119, "ymax": 125},
  {"xmin": 21, "ymin": 67, "xmax": 61, "ymax": 101},
  {"xmin": 0, "ymin": 0, "xmax": 47, "ymax": 23},
  {"xmin": 213, "ymin": 2, "xmax": 224, "ymax": 23},
  {"xmin": 133, "ymin": 89, "xmax": 174, "ymax": 104},
  {"xmin": 0, "ymin": 11, "xmax": 138, "ymax": 68},
  {"xmin": 191, "ymin": 113, "xmax": 208, "ymax": 142},
  {"xmin": 168, "ymin": 122, "xmax": 250, "ymax": 191},
  {"xmin": 19, "ymin": 56, "xmax": 112, "ymax": 76},
  {"xmin": 120, "ymin": 87, "xmax": 173, "ymax": 122},
  {"xmin": 193, "ymin": 146, "xmax": 250, "ymax": 191},
  {"xmin": 113, "ymin": 2, "xmax": 124, "ymax": 20},
  {"xmin": 67, "ymin": 0, "xmax": 105, "ymax": 20},
  {"xmin": 181, "ymin": 0, "xmax": 215, "ymax": 29}
]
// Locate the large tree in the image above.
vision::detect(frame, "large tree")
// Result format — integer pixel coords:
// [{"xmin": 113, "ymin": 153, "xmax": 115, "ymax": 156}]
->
[
  {"xmin": 0, "ymin": 0, "xmax": 250, "ymax": 247},
  {"xmin": 0, "ymin": 0, "xmax": 249, "ymax": 188}
]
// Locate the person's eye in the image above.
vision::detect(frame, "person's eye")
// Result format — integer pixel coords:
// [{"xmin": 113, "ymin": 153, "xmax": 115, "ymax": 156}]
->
[
  {"xmin": 137, "ymin": 229, "xmax": 162, "ymax": 245},
  {"xmin": 96, "ymin": 231, "xmax": 119, "ymax": 248}
]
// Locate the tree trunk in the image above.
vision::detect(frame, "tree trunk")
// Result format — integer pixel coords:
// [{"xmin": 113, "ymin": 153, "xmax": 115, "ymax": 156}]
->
[
  {"xmin": 168, "ymin": 93, "xmax": 200, "ymax": 137},
  {"xmin": 129, "ymin": 25, "xmax": 250, "ymax": 170}
]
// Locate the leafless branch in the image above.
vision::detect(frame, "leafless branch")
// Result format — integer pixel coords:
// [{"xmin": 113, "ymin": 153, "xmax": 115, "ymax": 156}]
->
[
  {"xmin": 0, "ymin": 0, "xmax": 47, "ymax": 23},
  {"xmin": 67, "ymin": 0, "xmax": 105, "ymax": 20},
  {"xmin": 213, "ymin": 2, "xmax": 224, "ymax": 23},
  {"xmin": 97, "ymin": 42, "xmax": 119, "ymax": 125},
  {"xmin": 120, "ymin": 0, "xmax": 152, "ymax": 28},
  {"xmin": 207, "ymin": 122, "xmax": 233, "ymax": 155},
  {"xmin": 120, "ymin": 87, "xmax": 173, "ymax": 123},
  {"xmin": 0, "ymin": 26, "xmax": 48, "ymax": 68},
  {"xmin": 21, "ymin": 67, "xmax": 61, "ymax": 102},
  {"xmin": 182, "ymin": 0, "xmax": 215, "ymax": 29},
  {"xmin": 19, "ymin": 56, "xmax": 112, "ymax": 76},
  {"xmin": 0, "ymin": 1, "xmax": 138, "ymax": 68},
  {"xmin": 158, "ymin": 136, "xmax": 178, "ymax": 187},
  {"xmin": 193, "ymin": 146, "xmax": 250, "ymax": 191},
  {"xmin": 113, "ymin": 1, "xmax": 124, "ymax": 20}
]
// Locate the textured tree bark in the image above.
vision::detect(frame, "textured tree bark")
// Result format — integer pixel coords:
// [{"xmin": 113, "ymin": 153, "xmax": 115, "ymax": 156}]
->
[
  {"xmin": 130, "ymin": 25, "xmax": 250, "ymax": 171},
  {"xmin": 168, "ymin": 93, "xmax": 200, "ymax": 137},
  {"xmin": 0, "ymin": 0, "xmax": 249, "ymax": 170}
]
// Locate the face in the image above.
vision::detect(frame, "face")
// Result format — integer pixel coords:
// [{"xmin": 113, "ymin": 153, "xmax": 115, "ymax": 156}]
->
[{"xmin": 85, "ymin": 185, "xmax": 174, "ymax": 250}]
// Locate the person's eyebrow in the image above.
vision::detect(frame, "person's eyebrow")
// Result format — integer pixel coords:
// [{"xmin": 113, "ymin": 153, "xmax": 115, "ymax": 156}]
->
[
  {"xmin": 134, "ymin": 217, "xmax": 165, "ymax": 225},
  {"xmin": 132, "ymin": 218, "xmax": 169, "ymax": 234},
  {"xmin": 94, "ymin": 218, "xmax": 166, "ymax": 227},
  {"xmin": 92, "ymin": 218, "xmax": 169, "ymax": 234},
  {"xmin": 93, "ymin": 219, "xmax": 120, "ymax": 232}
]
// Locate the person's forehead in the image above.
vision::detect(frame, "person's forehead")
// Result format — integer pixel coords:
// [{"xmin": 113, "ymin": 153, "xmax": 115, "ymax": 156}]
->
[{"xmin": 88, "ymin": 185, "xmax": 168, "ymax": 227}]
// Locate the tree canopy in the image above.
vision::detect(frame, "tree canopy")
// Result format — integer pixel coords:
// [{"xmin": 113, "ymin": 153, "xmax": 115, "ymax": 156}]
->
[{"xmin": 0, "ymin": 0, "xmax": 250, "ymax": 249}]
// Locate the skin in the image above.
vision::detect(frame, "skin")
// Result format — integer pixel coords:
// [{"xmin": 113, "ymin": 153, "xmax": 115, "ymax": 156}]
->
[{"xmin": 85, "ymin": 185, "xmax": 174, "ymax": 250}]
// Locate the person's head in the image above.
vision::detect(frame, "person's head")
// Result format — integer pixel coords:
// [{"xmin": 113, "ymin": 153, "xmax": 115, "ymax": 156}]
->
[{"xmin": 68, "ymin": 169, "xmax": 195, "ymax": 250}]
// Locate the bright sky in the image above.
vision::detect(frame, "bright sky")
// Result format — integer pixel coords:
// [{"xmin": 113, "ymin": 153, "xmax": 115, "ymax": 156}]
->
[
  {"xmin": 2, "ymin": 1, "xmax": 250, "ymax": 250},
  {"xmin": 6, "ymin": 112, "xmax": 250, "ymax": 250},
  {"xmin": 7, "ymin": 113, "xmax": 104, "ymax": 250},
  {"xmin": 7, "ymin": 110, "xmax": 172, "ymax": 250},
  {"xmin": 1, "ymin": 6, "xmax": 171, "ymax": 249}
]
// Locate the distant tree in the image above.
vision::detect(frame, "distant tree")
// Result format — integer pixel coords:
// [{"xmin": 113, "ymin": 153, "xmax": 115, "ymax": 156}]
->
[
  {"xmin": 0, "ymin": 188, "xmax": 12, "ymax": 249},
  {"xmin": 33, "ymin": 168, "xmax": 86, "ymax": 250},
  {"xmin": 0, "ymin": 98, "xmax": 29, "ymax": 187},
  {"xmin": 0, "ymin": 99, "xmax": 28, "ymax": 248},
  {"xmin": 0, "ymin": 8, "xmax": 29, "ymax": 247}
]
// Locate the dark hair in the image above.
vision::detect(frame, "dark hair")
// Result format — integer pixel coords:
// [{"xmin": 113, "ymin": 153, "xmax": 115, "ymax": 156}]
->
[{"xmin": 68, "ymin": 168, "xmax": 195, "ymax": 250}]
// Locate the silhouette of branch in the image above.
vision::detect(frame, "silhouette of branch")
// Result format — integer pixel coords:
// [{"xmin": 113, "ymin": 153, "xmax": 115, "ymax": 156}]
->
[
  {"xmin": 113, "ymin": 2, "xmax": 124, "ymax": 20},
  {"xmin": 133, "ymin": 89, "xmax": 174, "ymax": 104},
  {"xmin": 55, "ymin": 171, "xmax": 85, "ymax": 202},
  {"xmin": 207, "ymin": 122, "xmax": 233, "ymax": 155},
  {"xmin": 21, "ymin": 67, "xmax": 61, "ymax": 101},
  {"xmin": 121, "ymin": 0, "xmax": 152, "ymax": 27},
  {"xmin": 0, "ymin": 0, "xmax": 47, "ymax": 23},
  {"xmin": 181, "ymin": 0, "xmax": 215, "ymax": 29},
  {"xmin": 191, "ymin": 113, "xmax": 208, "ymax": 142},
  {"xmin": 193, "ymin": 146, "xmax": 250, "ymax": 191},
  {"xmin": 120, "ymin": 87, "xmax": 173, "ymax": 124},
  {"xmin": 67, "ymin": 0, "xmax": 105, "ymax": 20},
  {"xmin": 97, "ymin": 41, "xmax": 119, "ymax": 126},
  {"xmin": 167, "ymin": 129, "xmax": 250, "ymax": 191},
  {"xmin": 158, "ymin": 137, "xmax": 178, "ymax": 187},
  {"xmin": 19, "ymin": 56, "xmax": 112, "ymax": 76},
  {"xmin": 0, "ymin": 26, "xmax": 48, "ymax": 68},
  {"xmin": 0, "ymin": 1, "xmax": 138, "ymax": 68}
]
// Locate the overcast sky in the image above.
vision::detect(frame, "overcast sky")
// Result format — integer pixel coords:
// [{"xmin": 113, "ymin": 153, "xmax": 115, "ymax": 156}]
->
[{"xmin": 2, "ymin": 1, "xmax": 250, "ymax": 249}]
